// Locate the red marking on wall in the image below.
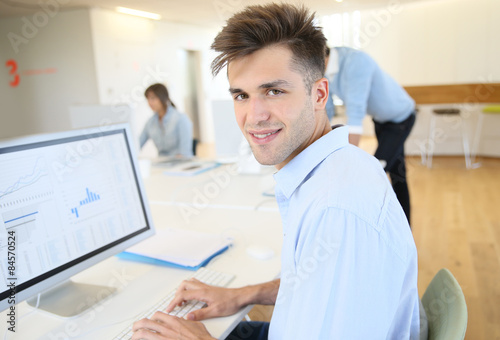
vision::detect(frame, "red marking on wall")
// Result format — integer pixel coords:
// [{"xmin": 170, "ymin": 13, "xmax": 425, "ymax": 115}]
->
[
  {"xmin": 5, "ymin": 59, "xmax": 20, "ymax": 87},
  {"xmin": 22, "ymin": 68, "xmax": 57, "ymax": 76}
]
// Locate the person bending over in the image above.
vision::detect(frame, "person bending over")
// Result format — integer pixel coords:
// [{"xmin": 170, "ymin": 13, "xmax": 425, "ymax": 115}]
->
[{"xmin": 324, "ymin": 46, "xmax": 416, "ymax": 223}]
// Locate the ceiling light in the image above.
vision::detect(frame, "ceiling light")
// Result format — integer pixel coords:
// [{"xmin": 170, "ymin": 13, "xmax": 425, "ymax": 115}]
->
[
  {"xmin": 116, "ymin": 7, "xmax": 161, "ymax": 20},
  {"xmin": 336, "ymin": 0, "xmax": 343, "ymax": 2}
]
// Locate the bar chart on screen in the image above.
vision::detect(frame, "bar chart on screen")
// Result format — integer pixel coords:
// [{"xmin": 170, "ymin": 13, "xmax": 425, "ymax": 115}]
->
[{"xmin": 70, "ymin": 187, "xmax": 102, "ymax": 218}]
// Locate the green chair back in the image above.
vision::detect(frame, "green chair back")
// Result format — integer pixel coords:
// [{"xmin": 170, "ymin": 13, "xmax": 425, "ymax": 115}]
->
[{"xmin": 422, "ymin": 268, "xmax": 467, "ymax": 340}]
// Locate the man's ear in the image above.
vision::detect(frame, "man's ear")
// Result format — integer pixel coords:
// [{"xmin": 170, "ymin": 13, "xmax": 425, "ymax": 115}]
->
[{"xmin": 313, "ymin": 77, "xmax": 329, "ymax": 110}]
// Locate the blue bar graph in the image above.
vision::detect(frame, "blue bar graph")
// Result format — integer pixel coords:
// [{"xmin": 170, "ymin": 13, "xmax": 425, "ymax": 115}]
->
[{"xmin": 71, "ymin": 188, "xmax": 100, "ymax": 218}]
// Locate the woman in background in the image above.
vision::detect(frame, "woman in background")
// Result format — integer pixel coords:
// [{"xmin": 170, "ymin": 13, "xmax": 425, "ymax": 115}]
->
[{"xmin": 139, "ymin": 83, "xmax": 193, "ymax": 157}]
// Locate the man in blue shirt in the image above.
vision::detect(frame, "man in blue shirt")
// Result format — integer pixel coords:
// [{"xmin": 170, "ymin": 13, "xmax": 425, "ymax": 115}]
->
[
  {"xmin": 140, "ymin": 83, "xmax": 194, "ymax": 157},
  {"xmin": 325, "ymin": 47, "xmax": 416, "ymax": 223},
  {"xmin": 131, "ymin": 4, "xmax": 423, "ymax": 340}
]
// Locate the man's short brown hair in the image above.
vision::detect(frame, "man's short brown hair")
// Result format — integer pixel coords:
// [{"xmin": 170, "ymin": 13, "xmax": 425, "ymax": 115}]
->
[{"xmin": 211, "ymin": 3, "xmax": 327, "ymax": 91}]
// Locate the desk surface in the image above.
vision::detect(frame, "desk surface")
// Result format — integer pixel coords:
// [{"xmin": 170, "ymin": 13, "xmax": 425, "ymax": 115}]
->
[
  {"xmin": 0, "ymin": 168, "xmax": 283, "ymax": 340},
  {"xmin": 143, "ymin": 163, "xmax": 279, "ymax": 211}
]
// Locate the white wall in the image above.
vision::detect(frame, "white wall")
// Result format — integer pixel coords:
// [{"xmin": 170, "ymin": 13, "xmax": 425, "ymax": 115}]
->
[
  {"xmin": 349, "ymin": 0, "xmax": 500, "ymax": 157},
  {"xmin": 359, "ymin": 0, "xmax": 500, "ymax": 85},
  {"xmin": 0, "ymin": 9, "xmax": 100, "ymax": 140},
  {"xmin": 89, "ymin": 8, "xmax": 221, "ymax": 149}
]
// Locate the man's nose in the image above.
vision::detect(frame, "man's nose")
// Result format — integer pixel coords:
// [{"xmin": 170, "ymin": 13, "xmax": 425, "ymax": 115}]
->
[{"xmin": 246, "ymin": 97, "xmax": 271, "ymax": 125}]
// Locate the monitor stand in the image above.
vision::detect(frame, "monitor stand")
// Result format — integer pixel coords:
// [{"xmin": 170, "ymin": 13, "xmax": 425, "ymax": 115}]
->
[{"xmin": 27, "ymin": 280, "xmax": 117, "ymax": 318}]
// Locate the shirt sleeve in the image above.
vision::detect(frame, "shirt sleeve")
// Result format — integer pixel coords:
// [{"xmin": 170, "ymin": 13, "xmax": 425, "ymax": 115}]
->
[
  {"xmin": 341, "ymin": 52, "xmax": 376, "ymax": 127},
  {"xmin": 176, "ymin": 115, "xmax": 194, "ymax": 157},
  {"xmin": 277, "ymin": 207, "xmax": 419, "ymax": 339}
]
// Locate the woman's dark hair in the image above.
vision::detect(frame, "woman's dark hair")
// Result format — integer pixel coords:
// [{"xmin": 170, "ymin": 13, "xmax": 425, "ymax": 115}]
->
[
  {"xmin": 211, "ymin": 3, "xmax": 327, "ymax": 91},
  {"xmin": 144, "ymin": 83, "xmax": 176, "ymax": 109}
]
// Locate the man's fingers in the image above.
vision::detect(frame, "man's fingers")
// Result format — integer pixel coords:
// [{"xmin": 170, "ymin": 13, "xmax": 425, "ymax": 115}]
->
[
  {"xmin": 131, "ymin": 319, "xmax": 166, "ymax": 340},
  {"xmin": 165, "ymin": 284, "xmax": 209, "ymax": 313},
  {"xmin": 175, "ymin": 278, "xmax": 203, "ymax": 295},
  {"xmin": 186, "ymin": 304, "xmax": 218, "ymax": 321},
  {"xmin": 132, "ymin": 313, "xmax": 185, "ymax": 339}
]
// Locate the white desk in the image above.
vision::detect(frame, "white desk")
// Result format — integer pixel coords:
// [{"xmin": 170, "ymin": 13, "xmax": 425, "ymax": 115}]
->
[
  {"xmin": 143, "ymin": 163, "xmax": 278, "ymax": 211},
  {"xmin": 0, "ymin": 172, "xmax": 283, "ymax": 339}
]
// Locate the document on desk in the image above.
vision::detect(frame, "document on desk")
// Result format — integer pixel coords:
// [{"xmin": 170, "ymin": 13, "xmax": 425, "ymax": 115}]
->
[
  {"xmin": 162, "ymin": 160, "xmax": 220, "ymax": 176},
  {"xmin": 118, "ymin": 228, "xmax": 233, "ymax": 270}
]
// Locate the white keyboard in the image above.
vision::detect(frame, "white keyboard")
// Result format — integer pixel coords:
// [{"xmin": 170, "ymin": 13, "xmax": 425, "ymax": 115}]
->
[{"xmin": 113, "ymin": 267, "xmax": 235, "ymax": 339}]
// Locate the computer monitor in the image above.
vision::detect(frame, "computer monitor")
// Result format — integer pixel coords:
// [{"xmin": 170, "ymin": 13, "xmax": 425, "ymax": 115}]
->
[{"xmin": 0, "ymin": 124, "xmax": 155, "ymax": 317}]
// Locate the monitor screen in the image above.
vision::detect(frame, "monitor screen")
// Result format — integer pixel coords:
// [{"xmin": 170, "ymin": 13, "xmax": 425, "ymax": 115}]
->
[{"xmin": 0, "ymin": 124, "xmax": 155, "ymax": 316}]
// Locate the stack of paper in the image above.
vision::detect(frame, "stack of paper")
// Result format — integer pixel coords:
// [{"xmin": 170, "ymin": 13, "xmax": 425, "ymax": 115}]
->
[
  {"xmin": 118, "ymin": 228, "xmax": 233, "ymax": 270},
  {"xmin": 162, "ymin": 160, "xmax": 220, "ymax": 176}
]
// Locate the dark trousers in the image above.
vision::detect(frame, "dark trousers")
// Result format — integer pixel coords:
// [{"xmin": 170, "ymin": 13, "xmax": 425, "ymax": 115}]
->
[
  {"xmin": 226, "ymin": 321, "xmax": 270, "ymax": 340},
  {"xmin": 373, "ymin": 112, "xmax": 416, "ymax": 225}
]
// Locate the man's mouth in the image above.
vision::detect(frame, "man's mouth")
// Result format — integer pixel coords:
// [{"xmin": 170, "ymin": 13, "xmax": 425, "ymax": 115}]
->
[{"xmin": 252, "ymin": 130, "xmax": 280, "ymax": 139}]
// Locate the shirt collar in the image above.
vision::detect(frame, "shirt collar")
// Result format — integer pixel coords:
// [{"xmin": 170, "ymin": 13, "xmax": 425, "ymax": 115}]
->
[{"xmin": 274, "ymin": 126, "xmax": 349, "ymax": 199}]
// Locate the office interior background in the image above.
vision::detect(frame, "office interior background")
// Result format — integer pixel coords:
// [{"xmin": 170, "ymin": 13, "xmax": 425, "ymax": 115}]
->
[{"xmin": 0, "ymin": 0, "xmax": 499, "ymax": 338}]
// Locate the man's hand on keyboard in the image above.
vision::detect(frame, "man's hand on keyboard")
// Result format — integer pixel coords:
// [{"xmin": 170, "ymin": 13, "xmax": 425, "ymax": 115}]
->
[
  {"xmin": 131, "ymin": 311, "xmax": 215, "ymax": 340},
  {"xmin": 166, "ymin": 278, "xmax": 244, "ymax": 321}
]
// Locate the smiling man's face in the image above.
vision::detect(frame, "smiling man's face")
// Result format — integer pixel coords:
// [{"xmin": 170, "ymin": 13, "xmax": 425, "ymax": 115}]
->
[{"xmin": 228, "ymin": 45, "xmax": 326, "ymax": 169}]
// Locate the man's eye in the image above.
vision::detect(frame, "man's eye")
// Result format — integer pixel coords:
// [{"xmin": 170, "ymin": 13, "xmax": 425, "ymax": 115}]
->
[
  {"xmin": 234, "ymin": 94, "xmax": 247, "ymax": 101},
  {"xmin": 268, "ymin": 89, "xmax": 282, "ymax": 96}
]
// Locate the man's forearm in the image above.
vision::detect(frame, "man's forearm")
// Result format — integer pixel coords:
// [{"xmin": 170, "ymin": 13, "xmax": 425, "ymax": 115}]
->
[{"xmin": 235, "ymin": 279, "xmax": 280, "ymax": 307}]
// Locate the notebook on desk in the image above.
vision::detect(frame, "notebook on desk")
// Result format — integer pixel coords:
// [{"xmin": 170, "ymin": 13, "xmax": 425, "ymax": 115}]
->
[{"xmin": 118, "ymin": 228, "xmax": 233, "ymax": 270}]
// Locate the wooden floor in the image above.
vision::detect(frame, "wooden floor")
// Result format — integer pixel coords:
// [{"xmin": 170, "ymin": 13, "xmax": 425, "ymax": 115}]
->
[
  {"xmin": 245, "ymin": 154, "xmax": 500, "ymax": 339},
  {"xmin": 411, "ymin": 155, "xmax": 500, "ymax": 340}
]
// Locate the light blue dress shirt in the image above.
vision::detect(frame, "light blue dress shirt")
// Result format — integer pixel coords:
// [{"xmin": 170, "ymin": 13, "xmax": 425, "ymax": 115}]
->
[
  {"xmin": 139, "ymin": 106, "xmax": 193, "ymax": 157},
  {"xmin": 269, "ymin": 126, "xmax": 421, "ymax": 339},
  {"xmin": 327, "ymin": 47, "xmax": 415, "ymax": 128}
]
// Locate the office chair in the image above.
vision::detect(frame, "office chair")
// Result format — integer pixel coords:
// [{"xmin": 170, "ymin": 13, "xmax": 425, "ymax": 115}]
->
[{"xmin": 421, "ymin": 268, "xmax": 467, "ymax": 340}]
